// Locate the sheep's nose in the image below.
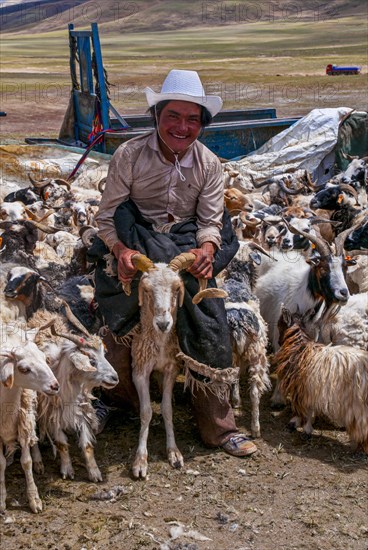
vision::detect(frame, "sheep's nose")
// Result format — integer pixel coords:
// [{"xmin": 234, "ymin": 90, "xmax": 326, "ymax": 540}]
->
[{"xmin": 157, "ymin": 320, "xmax": 170, "ymax": 332}]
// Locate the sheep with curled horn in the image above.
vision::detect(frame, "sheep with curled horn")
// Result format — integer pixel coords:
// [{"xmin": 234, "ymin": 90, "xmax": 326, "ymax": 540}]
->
[{"xmin": 125, "ymin": 251, "xmax": 228, "ymax": 479}]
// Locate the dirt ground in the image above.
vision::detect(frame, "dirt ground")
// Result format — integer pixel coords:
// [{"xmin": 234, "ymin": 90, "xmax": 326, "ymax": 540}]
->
[
  {"xmin": 1, "ymin": 371, "xmax": 368, "ymax": 550},
  {"xmin": 1, "ymin": 89, "xmax": 368, "ymax": 550}
]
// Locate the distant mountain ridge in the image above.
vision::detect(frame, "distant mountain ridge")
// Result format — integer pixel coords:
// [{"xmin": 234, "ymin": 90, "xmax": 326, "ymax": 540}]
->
[{"xmin": 1, "ymin": 0, "xmax": 367, "ymax": 34}]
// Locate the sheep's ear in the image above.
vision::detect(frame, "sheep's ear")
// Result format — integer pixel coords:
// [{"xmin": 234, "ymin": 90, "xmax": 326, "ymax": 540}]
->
[
  {"xmin": 178, "ymin": 280, "xmax": 185, "ymax": 307},
  {"xmin": 0, "ymin": 360, "xmax": 15, "ymax": 388}
]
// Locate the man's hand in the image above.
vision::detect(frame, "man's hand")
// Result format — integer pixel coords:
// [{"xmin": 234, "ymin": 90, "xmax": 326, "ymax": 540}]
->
[
  {"xmin": 187, "ymin": 242, "xmax": 216, "ymax": 279},
  {"xmin": 112, "ymin": 241, "xmax": 140, "ymax": 284}
]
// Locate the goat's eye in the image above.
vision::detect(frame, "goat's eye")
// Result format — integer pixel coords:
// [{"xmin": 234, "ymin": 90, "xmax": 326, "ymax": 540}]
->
[
  {"xmin": 89, "ymin": 358, "xmax": 97, "ymax": 367},
  {"xmin": 18, "ymin": 365, "xmax": 31, "ymax": 374}
]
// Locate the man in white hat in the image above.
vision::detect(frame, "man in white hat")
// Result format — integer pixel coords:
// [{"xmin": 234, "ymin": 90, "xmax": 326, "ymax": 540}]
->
[{"xmin": 93, "ymin": 69, "xmax": 257, "ymax": 458}]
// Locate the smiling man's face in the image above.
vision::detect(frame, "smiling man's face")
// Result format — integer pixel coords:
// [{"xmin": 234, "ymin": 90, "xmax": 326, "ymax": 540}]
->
[{"xmin": 157, "ymin": 100, "xmax": 202, "ymax": 156}]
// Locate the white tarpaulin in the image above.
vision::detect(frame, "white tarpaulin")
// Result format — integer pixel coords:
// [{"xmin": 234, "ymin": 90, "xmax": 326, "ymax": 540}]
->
[{"xmin": 225, "ymin": 107, "xmax": 356, "ymax": 187}]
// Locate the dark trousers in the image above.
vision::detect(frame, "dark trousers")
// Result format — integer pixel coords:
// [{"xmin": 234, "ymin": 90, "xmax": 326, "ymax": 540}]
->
[{"xmin": 101, "ymin": 330, "xmax": 238, "ymax": 447}]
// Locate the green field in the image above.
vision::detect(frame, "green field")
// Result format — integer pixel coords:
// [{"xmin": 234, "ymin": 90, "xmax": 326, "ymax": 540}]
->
[{"xmin": 1, "ymin": 15, "xmax": 367, "ymax": 138}]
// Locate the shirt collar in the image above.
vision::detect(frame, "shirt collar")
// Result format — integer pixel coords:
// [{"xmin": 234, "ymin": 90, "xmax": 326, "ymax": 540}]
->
[{"xmin": 148, "ymin": 130, "xmax": 195, "ymax": 168}]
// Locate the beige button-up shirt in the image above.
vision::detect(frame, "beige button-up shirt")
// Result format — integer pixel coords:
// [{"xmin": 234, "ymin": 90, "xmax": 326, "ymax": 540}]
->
[{"xmin": 95, "ymin": 131, "xmax": 224, "ymax": 250}]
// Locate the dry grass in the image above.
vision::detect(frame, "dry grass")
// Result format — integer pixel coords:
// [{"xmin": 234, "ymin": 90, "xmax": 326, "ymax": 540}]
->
[{"xmin": 0, "ymin": 15, "xmax": 367, "ymax": 139}]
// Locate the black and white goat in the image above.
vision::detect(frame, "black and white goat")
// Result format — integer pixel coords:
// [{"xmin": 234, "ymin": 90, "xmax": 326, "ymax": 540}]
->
[{"xmin": 218, "ymin": 242, "xmax": 271, "ymax": 437}]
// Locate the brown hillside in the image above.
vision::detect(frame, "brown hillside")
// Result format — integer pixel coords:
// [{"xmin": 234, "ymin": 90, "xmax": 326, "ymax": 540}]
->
[{"xmin": 1, "ymin": 0, "xmax": 367, "ymax": 35}]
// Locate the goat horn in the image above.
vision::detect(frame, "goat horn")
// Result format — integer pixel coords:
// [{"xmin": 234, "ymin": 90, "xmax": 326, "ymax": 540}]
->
[
  {"xmin": 304, "ymin": 170, "xmax": 317, "ymax": 190},
  {"xmin": 347, "ymin": 249, "xmax": 368, "ymax": 256},
  {"xmin": 168, "ymin": 252, "xmax": 197, "ymax": 272},
  {"xmin": 24, "ymin": 207, "xmax": 55, "ymax": 223},
  {"xmin": 334, "ymin": 219, "xmax": 366, "ymax": 256},
  {"xmin": 98, "ymin": 177, "xmax": 107, "ymax": 193},
  {"xmin": 339, "ymin": 184, "xmax": 359, "ymax": 201},
  {"xmin": 240, "ymin": 216, "xmax": 262, "ymax": 227},
  {"xmin": 250, "ymin": 174, "xmax": 273, "ymax": 189},
  {"xmin": 192, "ymin": 277, "xmax": 228, "ymax": 305},
  {"xmin": 79, "ymin": 225, "xmax": 98, "ymax": 247},
  {"xmin": 282, "ymin": 217, "xmax": 332, "ymax": 256},
  {"xmin": 0, "ymin": 351, "xmax": 14, "ymax": 359},
  {"xmin": 33, "ymin": 318, "xmax": 57, "ymax": 339},
  {"xmin": 59, "ymin": 299, "xmax": 91, "ymax": 338},
  {"xmin": 131, "ymin": 253, "xmax": 156, "ymax": 272},
  {"xmin": 248, "ymin": 241, "xmax": 278, "ymax": 260},
  {"xmin": 192, "ymin": 286, "xmax": 228, "ymax": 305},
  {"xmin": 54, "ymin": 178, "xmax": 71, "ymax": 190},
  {"xmin": 26, "ymin": 219, "xmax": 59, "ymax": 234},
  {"xmin": 24, "ymin": 206, "xmax": 42, "ymax": 222},
  {"xmin": 278, "ymin": 179, "xmax": 301, "ymax": 195},
  {"xmin": 122, "ymin": 253, "xmax": 156, "ymax": 296},
  {"xmin": 50, "ymin": 324, "xmax": 87, "ymax": 347},
  {"xmin": 341, "ymin": 151, "xmax": 359, "ymax": 161},
  {"xmin": 28, "ymin": 174, "xmax": 52, "ymax": 188},
  {"xmin": 309, "ymin": 217, "xmax": 342, "ymax": 225}
]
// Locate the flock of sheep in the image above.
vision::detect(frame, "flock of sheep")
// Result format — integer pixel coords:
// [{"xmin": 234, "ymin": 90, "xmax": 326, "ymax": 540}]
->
[{"xmin": 0, "ymin": 144, "xmax": 367, "ymax": 513}]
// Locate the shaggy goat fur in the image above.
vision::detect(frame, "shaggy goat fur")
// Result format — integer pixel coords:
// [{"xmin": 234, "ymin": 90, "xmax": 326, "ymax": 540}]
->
[
  {"xmin": 275, "ymin": 317, "xmax": 368, "ymax": 452},
  {"xmin": 220, "ymin": 242, "xmax": 271, "ymax": 437},
  {"xmin": 28, "ymin": 310, "xmax": 118, "ymax": 482}
]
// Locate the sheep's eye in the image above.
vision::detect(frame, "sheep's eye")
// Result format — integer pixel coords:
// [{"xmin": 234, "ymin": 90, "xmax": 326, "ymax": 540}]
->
[{"xmin": 18, "ymin": 365, "xmax": 31, "ymax": 374}]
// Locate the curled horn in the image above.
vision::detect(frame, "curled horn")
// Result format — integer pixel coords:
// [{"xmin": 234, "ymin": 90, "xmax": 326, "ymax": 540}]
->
[
  {"xmin": 168, "ymin": 252, "xmax": 197, "ymax": 272},
  {"xmin": 54, "ymin": 178, "xmax": 71, "ymax": 190},
  {"xmin": 131, "ymin": 253, "xmax": 156, "ymax": 272},
  {"xmin": 282, "ymin": 217, "xmax": 332, "ymax": 257},
  {"xmin": 98, "ymin": 177, "xmax": 107, "ymax": 194},
  {"xmin": 339, "ymin": 184, "xmax": 359, "ymax": 204},
  {"xmin": 250, "ymin": 174, "xmax": 274, "ymax": 189},
  {"xmin": 278, "ymin": 179, "xmax": 302, "ymax": 195},
  {"xmin": 192, "ymin": 284, "xmax": 228, "ymax": 305},
  {"xmin": 168, "ymin": 252, "xmax": 228, "ymax": 304},
  {"xmin": 240, "ymin": 213, "xmax": 262, "ymax": 227},
  {"xmin": 122, "ymin": 253, "xmax": 156, "ymax": 296},
  {"xmin": 303, "ymin": 170, "xmax": 318, "ymax": 190},
  {"xmin": 334, "ymin": 219, "xmax": 366, "ymax": 256},
  {"xmin": 28, "ymin": 174, "xmax": 52, "ymax": 189}
]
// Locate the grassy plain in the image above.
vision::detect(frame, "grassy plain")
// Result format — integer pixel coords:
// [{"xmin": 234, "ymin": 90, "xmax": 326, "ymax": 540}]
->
[{"xmin": 0, "ymin": 15, "xmax": 367, "ymax": 139}]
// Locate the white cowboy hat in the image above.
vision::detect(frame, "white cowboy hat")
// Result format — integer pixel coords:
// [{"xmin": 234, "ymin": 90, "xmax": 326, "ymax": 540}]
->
[{"xmin": 144, "ymin": 69, "xmax": 223, "ymax": 117}]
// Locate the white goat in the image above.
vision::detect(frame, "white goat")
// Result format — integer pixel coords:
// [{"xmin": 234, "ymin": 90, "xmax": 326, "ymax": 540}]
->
[
  {"xmin": 28, "ymin": 311, "xmax": 119, "ymax": 482},
  {"xmin": 0, "ymin": 331, "xmax": 59, "ymax": 513}
]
